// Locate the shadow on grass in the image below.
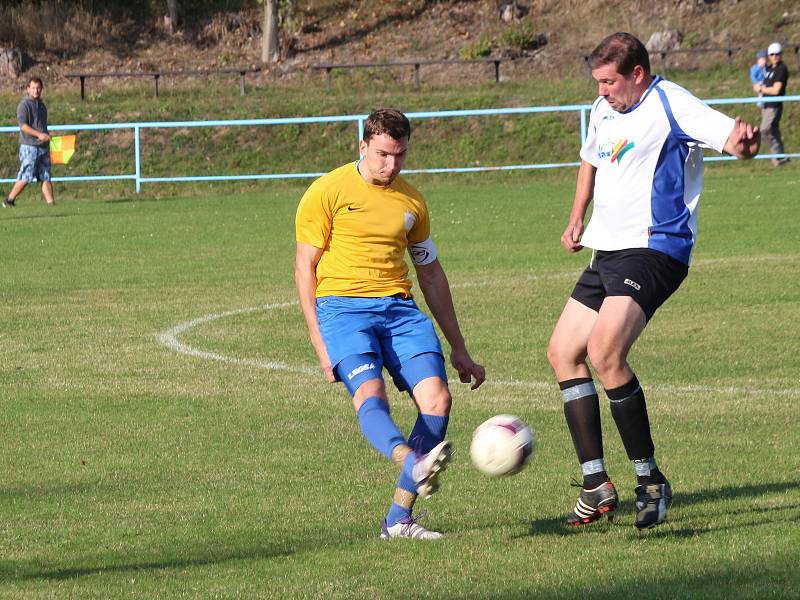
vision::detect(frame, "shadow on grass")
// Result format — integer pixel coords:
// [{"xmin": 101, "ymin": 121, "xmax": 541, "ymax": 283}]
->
[
  {"xmin": 522, "ymin": 479, "xmax": 800, "ymax": 538},
  {"xmin": 446, "ymin": 559, "xmax": 799, "ymax": 600},
  {"xmin": 0, "ymin": 211, "xmax": 86, "ymax": 221},
  {"xmin": 4, "ymin": 480, "xmax": 797, "ymax": 582},
  {"xmin": 1, "ymin": 544, "xmax": 295, "ymax": 582}
]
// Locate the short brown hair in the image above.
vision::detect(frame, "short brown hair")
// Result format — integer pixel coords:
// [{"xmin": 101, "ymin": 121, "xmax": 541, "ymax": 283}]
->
[
  {"xmin": 28, "ymin": 76, "xmax": 44, "ymax": 87},
  {"xmin": 363, "ymin": 108, "xmax": 411, "ymax": 142},
  {"xmin": 588, "ymin": 32, "xmax": 650, "ymax": 76}
]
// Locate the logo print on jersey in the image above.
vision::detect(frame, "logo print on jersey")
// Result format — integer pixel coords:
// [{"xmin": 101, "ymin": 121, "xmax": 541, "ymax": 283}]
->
[
  {"xmin": 410, "ymin": 244, "xmax": 430, "ymax": 263},
  {"xmin": 598, "ymin": 140, "xmax": 614, "ymax": 159},
  {"xmin": 348, "ymin": 362, "xmax": 376, "ymax": 380},
  {"xmin": 611, "ymin": 139, "xmax": 635, "ymax": 164},
  {"xmin": 624, "ymin": 278, "xmax": 641, "ymax": 291}
]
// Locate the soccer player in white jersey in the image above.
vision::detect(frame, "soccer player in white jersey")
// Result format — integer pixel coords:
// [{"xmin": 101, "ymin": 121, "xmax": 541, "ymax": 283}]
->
[{"xmin": 547, "ymin": 33, "xmax": 760, "ymax": 529}]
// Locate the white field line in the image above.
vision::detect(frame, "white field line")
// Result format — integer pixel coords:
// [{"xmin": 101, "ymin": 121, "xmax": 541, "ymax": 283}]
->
[
  {"xmin": 156, "ymin": 302, "xmax": 316, "ymax": 375},
  {"xmin": 155, "ymin": 278, "xmax": 800, "ymax": 399}
]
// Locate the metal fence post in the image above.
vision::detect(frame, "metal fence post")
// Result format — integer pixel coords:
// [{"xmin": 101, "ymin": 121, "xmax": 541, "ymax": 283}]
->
[{"xmin": 134, "ymin": 125, "xmax": 141, "ymax": 193}]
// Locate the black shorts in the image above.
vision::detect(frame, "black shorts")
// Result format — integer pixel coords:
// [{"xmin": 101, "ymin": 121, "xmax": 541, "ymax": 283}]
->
[{"xmin": 570, "ymin": 249, "xmax": 689, "ymax": 321}]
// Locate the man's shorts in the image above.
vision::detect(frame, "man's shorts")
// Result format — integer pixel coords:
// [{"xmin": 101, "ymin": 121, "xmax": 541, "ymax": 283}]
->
[
  {"xmin": 316, "ymin": 295, "xmax": 445, "ymax": 390},
  {"xmin": 571, "ymin": 248, "xmax": 689, "ymax": 321},
  {"xmin": 17, "ymin": 144, "xmax": 51, "ymax": 183}
]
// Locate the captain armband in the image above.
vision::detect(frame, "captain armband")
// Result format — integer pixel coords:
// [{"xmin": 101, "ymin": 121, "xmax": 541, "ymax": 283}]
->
[{"xmin": 409, "ymin": 237, "xmax": 437, "ymax": 265}]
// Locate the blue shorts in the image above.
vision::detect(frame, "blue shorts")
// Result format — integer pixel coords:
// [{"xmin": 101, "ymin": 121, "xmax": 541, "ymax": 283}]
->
[
  {"xmin": 17, "ymin": 144, "xmax": 51, "ymax": 183},
  {"xmin": 316, "ymin": 295, "xmax": 445, "ymax": 391}
]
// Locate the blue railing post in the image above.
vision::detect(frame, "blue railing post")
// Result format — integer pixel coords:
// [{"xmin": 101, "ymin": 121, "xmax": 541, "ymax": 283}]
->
[
  {"xmin": 357, "ymin": 118, "xmax": 364, "ymax": 148},
  {"xmin": 134, "ymin": 125, "xmax": 141, "ymax": 193}
]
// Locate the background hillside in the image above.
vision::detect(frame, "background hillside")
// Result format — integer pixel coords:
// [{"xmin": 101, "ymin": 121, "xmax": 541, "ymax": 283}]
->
[
  {"xmin": 1, "ymin": 0, "xmax": 799, "ymax": 89},
  {"xmin": 1, "ymin": 0, "xmax": 797, "ymax": 202}
]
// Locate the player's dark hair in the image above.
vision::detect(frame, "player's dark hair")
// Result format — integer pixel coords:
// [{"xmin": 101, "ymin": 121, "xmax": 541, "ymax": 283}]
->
[
  {"xmin": 28, "ymin": 76, "xmax": 44, "ymax": 87},
  {"xmin": 363, "ymin": 108, "xmax": 411, "ymax": 142},
  {"xmin": 588, "ymin": 32, "xmax": 650, "ymax": 76}
]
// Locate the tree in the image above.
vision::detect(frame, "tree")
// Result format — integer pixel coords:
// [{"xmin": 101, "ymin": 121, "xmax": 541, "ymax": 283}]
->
[
  {"xmin": 165, "ymin": 0, "xmax": 179, "ymax": 33},
  {"xmin": 261, "ymin": 0, "xmax": 279, "ymax": 63}
]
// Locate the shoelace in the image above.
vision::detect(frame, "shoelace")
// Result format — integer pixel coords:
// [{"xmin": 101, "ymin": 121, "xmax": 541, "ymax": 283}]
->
[{"xmin": 400, "ymin": 511, "xmax": 429, "ymax": 536}]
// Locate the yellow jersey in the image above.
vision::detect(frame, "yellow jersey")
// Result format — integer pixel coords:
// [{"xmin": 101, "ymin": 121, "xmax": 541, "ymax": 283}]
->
[{"xmin": 295, "ymin": 161, "xmax": 431, "ymax": 298}]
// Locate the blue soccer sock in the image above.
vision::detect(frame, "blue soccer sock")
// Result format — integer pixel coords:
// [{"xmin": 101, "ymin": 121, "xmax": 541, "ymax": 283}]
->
[
  {"xmin": 388, "ymin": 413, "xmax": 450, "ymax": 526},
  {"xmin": 397, "ymin": 413, "xmax": 450, "ymax": 491},
  {"xmin": 386, "ymin": 502, "xmax": 412, "ymax": 526},
  {"xmin": 356, "ymin": 396, "xmax": 406, "ymax": 461},
  {"xmin": 408, "ymin": 413, "xmax": 450, "ymax": 454}
]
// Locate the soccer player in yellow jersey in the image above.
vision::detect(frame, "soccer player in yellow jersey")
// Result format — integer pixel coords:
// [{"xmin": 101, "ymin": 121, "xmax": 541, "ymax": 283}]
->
[{"xmin": 295, "ymin": 108, "xmax": 485, "ymax": 540}]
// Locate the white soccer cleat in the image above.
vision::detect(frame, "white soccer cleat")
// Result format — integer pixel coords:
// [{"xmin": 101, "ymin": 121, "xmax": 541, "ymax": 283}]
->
[
  {"xmin": 412, "ymin": 440, "xmax": 453, "ymax": 499},
  {"xmin": 380, "ymin": 515, "xmax": 443, "ymax": 540}
]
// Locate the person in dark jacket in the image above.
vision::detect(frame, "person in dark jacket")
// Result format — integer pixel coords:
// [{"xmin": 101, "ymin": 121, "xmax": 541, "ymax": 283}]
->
[{"xmin": 756, "ymin": 42, "xmax": 790, "ymax": 166}]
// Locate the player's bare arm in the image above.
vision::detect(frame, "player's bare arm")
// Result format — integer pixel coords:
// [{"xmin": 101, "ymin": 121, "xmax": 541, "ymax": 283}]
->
[
  {"xmin": 414, "ymin": 259, "xmax": 486, "ymax": 390},
  {"xmin": 561, "ymin": 160, "xmax": 596, "ymax": 253},
  {"xmin": 294, "ymin": 241, "xmax": 334, "ymax": 382},
  {"xmin": 723, "ymin": 117, "xmax": 761, "ymax": 159}
]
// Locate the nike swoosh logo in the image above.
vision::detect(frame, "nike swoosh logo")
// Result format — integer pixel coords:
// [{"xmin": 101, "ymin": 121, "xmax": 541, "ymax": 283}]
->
[{"xmin": 347, "ymin": 206, "xmax": 359, "ymax": 211}]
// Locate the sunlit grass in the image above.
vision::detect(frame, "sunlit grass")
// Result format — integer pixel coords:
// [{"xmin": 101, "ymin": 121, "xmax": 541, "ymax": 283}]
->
[{"xmin": 0, "ymin": 168, "xmax": 798, "ymax": 598}]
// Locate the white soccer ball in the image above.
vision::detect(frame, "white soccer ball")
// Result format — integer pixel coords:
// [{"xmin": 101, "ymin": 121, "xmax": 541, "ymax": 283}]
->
[{"xmin": 470, "ymin": 414, "xmax": 535, "ymax": 477}]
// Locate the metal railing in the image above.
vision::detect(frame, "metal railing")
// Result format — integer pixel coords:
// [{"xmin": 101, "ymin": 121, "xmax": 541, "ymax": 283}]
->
[{"xmin": 2, "ymin": 95, "xmax": 798, "ymax": 193}]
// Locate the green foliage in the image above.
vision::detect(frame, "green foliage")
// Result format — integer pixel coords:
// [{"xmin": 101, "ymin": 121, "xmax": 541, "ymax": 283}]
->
[
  {"xmin": 2, "ymin": 65, "xmax": 797, "ymax": 203},
  {"xmin": 496, "ymin": 20, "xmax": 540, "ymax": 53},
  {"xmin": 459, "ymin": 34, "xmax": 492, "ymax": 60},
  {"xmin": 682, "ymin": 31, "xmax": 700, "ymax": 49}
]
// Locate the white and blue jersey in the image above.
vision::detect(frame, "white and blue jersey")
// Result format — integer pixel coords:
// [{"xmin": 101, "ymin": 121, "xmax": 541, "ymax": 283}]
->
[{"xmin": 580, "ymin": 76, "xmax": 734, "ymax": 265}]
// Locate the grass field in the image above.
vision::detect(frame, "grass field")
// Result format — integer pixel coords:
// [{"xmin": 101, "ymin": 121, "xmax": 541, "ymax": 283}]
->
[{"xmin": 1, "ymin": 165, "xmax": 799, "ymax": 598}]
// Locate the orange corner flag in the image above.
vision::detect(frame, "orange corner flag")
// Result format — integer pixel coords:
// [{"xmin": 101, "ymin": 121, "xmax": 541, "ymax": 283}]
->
[{"xmin": 50, "ymin": 135, "xmax": 76, "ymax": 165}]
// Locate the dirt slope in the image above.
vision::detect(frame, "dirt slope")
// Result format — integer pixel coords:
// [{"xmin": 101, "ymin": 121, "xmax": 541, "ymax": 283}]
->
[{"xmin": 8, "ymin": 0, "xmax": 800, "ymax": 87}]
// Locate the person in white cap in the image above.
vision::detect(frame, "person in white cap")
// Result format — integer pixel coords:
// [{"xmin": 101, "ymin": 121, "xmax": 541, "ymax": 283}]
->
[{"xmin": 756, "ymin": 42, "xmax": 790, "ymax": 165}]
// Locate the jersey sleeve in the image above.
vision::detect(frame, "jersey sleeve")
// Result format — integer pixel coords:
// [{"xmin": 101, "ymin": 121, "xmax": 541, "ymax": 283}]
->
[
  {"xmin": 295, "ymin": 179, "xmax": 333, "ymax": 249},
  {"xmin": 579, "ymin": 98, "xmax": 603, "ymax": 167},
  {"xmin": 406, "ymin": 194, "xmax": 431, "ymax": 245},
  {"xmin": 666, "ymin": 87, "xmax": 734, "ymax": 153},
  {"xmin": 407, "ymin": 199, "xmax": 436, "ymax": 265}
]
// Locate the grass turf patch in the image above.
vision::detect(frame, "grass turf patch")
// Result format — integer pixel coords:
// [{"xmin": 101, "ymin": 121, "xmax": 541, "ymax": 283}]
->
[{"xmin": 0, "ymin": 167, "xmax": 798, "ymax": 598}]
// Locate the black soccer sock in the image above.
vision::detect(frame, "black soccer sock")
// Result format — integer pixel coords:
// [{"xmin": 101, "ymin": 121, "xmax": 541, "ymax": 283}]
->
[
  {"xmin": 607, "ymin": 375, "xmax": 658, "ymax": 475},
  {"xmin": 560, "ymin": 378, "xmax": 607, "ymax": 487}
]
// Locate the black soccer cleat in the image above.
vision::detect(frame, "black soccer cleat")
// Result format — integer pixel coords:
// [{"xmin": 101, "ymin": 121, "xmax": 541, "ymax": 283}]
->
[
  {"xmin": 567, "ymin": 479, "xmax": 619, "ymax": 526},
  {"xmin": 634, "ymin": 479, "xmax": 672, "ymax": 530},
  {"xmin": 2, "ymin": 198, "xmax": 15, "ymax": 208}
]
